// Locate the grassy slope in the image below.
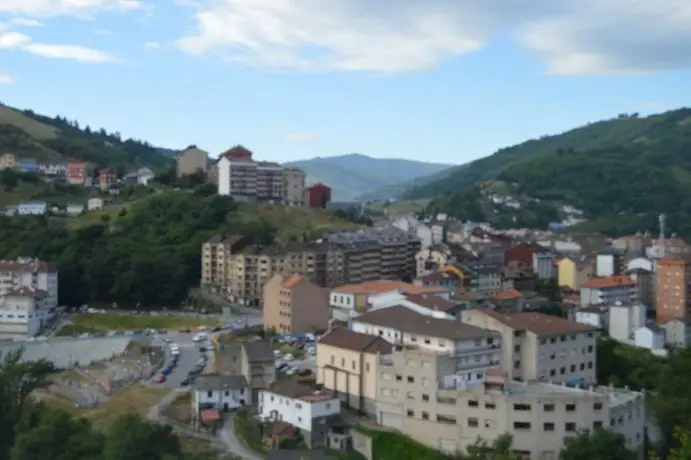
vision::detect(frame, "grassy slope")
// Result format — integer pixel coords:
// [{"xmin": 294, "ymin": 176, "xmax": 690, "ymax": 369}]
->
[{"xmin": 0, "ymin": 105, "xmax": 59, "ymax": 140}]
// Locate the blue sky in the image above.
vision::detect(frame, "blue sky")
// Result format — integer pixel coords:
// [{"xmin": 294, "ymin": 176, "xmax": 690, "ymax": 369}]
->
[{"xmin": 1, "ymin": 0, "xmax": 690, "ymax": 164}]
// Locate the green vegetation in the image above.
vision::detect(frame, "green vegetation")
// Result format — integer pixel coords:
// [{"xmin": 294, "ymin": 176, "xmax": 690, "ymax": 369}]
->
[
  {"xmin": 285, "ymin": 153, "xmax": 452, "ymax": 201},
  {"xmin": 1, "ymin": 348, "xmax": 213, "ymax": 460},
  {"xmin": 233, "ymin": 407, "xmax": 267, "ymax": 454},
  {"xmin": 70, "ymin": 314, "xmax": 219, "ymax": 332},
  {"xmin": 0, "ymin": 187, "xmax": 353, "ymax": 308},
  {"xmin": 404, "ymin": 109, "xmax": 691, "ymax": 237},
  {"xmin": 0, "ymin": 103, "xmax": 172, "ymax": 169},
  {"xmin": 0, "ymin": 169, "xmax": 89, "ymax": 208}
]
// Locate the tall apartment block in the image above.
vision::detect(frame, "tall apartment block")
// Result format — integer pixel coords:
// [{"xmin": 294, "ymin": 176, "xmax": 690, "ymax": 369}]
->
[
  {"xmin": 325, "ymin": 226, "xmax": 421, "ymax": 283},
  {"xmin": 201, "ymin": 236, "xmax": 345, "ymax": 306},
  {"xmin": 216, "ymin": 145, "xmax": 305, "ymax": 205},
  {"xmin": 656, "ymin": 256, "xmax": 691, "ymax": 323}
]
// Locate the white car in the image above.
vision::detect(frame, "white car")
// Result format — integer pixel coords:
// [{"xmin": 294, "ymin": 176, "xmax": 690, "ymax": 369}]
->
[{"xmin": 283, "ymin": 353, "xmax": 294, "ymax": 362}]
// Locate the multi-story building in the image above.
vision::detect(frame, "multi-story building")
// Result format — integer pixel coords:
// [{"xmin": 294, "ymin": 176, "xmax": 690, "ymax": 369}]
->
[
  {"xmin": 306, "ymin": 183, "xmax": 332, "ymax": 209},
  {"xmin": 326, "ymin": 227, "xmax": 420, "ymax": 283},
  {"xmin": 557, "ymin": 256, "xmax": 594, "ymax": 289},
  {"xmin": 596, "ymin": 247, "xmax": 625, "ymax": 277},
  {"xmin": 216, "ymin": 340, "xmax": 276, "ymax": 401},
  {"xmin": 316, "ymin": 328, "xmax": 393, "ymax": 414},
  {"xmin": 0, "ymin": 287, "xmax": 50, "ymax": 337},
  {"xmin": 608, "ymin": 301, "xmax": 646, "ymax": 344},
  {"xmin": 579, "ymin": 276, "xmax": 637, "ymax": 307},
  {"xmin": 656, "ymin": 256, "xmax": 691, "ymax": 323},
  {"xmin": 201, "ymin": 236, "xmax": 345, "ymax": 306},
  {"xmin": 460, "ymin": 309, "xmax": 598, "ymax": 385},
  {"xmin": 0, "ymin": 258, "xmax": 58, "ymax": 310},
  {"xmin": 66, "ymin": 162, "xmax": 93, "ymax": 185},
  {"xmin": 282, "ymin": 168, "xmax": 306, "ymax": 207},
  {"xmin": 415, "ymin": 243, "xmax": 476, "ymax": 278},
  {"xmin": 217, "ymin": 146, "xmax": 295, "ymax": 203},
  {"xmin": 98, "ymin": 169, "xmax": 118, "ymax": 190},
  {"xmin": 176, "ymin": 145, "xmax": 209, "ymax": 177},
  {"xmin": 351, "ymin": 306, "xmax": 502, "ymax": 388},
  {"xmin": 262, "ymin": 274, "xmax": 330, "ymax": 334},
  {"xmin": 376, "ymin": 361, "xmax": 645, "ymax": 458},
  {"xmin": 38, "ymin": 162, "xmax": 66, "ymax": 176}
]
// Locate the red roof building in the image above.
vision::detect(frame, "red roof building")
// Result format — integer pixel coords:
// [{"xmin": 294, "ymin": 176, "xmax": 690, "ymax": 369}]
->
[{"xmin": 306, "ymin": 183, "xmax": 331, "ymax": 209}]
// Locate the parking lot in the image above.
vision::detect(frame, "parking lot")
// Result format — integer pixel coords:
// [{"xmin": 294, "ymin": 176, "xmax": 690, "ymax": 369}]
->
[{"xmin": 273, "ymin": 333, "xmax": 318, "ymax": 378}]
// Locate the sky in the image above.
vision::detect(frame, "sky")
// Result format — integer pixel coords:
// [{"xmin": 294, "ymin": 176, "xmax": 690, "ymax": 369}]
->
[{"xmin": 1, "ymin": 1, "xmax": 691, "ymax": 165}]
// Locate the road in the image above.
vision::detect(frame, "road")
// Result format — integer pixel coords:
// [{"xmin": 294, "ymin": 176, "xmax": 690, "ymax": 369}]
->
[{"xmin": 219, "ymin": 417, "xmax": 264, "ymax": 460}]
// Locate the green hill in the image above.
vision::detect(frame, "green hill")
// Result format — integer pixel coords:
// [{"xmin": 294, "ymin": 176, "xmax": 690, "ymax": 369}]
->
[
  {"xmin": 0, "ymin": 103, "xmax": 173, "ymax": 169},
  {"xmin": 284, "ymin": 153, "xmax": 453, "ymax": 201},
  {"xmin": 411, "ymin": 109, "xmax": 691, "ymax": 237}
]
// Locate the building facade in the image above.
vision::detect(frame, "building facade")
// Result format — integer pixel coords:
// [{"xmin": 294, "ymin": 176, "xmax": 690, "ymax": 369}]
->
[
  {"xmin": 0, "ymin": 258, "xmax": 58, "ymax": 310},
  {"xmin": 282, "ymin": 168, "xmax": 306, "ymax": 206},
  {"xmin": 176, "ymin": 146, "xmax": 209, "ymax": 177},
  {"xmin": 263, "ymin": 274, "xmax": 330, "ymax": 334},
  {"xmin": 579, "ymin": 276, "xmax": 637, "ymax": 307},
  {"xmin": 656, "ymin": 256, "xmax": 691, "ymax": 323},
  {"xmin": 306, "ymin": 183, "xmax": 332, "ymax": 209}
]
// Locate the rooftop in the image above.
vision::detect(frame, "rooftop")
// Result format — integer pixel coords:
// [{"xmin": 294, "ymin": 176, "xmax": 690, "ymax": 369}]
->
[
  {"xmin": 478, "ymin": 310, "xmax": 597, "ymax": 336},
  {"xmin": 416, "ymin": 271, "xmax": 457, "ymax": 283},
  {"xmin": 0, "ymin": 258, "xmax": 56, "ymax": 274},
  {"xmin": 318, "ymin": 328, "xmax": 393, "ymax": 354},
  {"xmin": 404, "ymin": 292, "xmax": 456, "ymax": 312},
  {"xmin": 332, "ymin": 280, "xmax": 448, "ymax": 296},
  {"xmin": 266, "ymin": 380, "xmax": 337, "ymax": 403},
  {"xmin": 3, "ymin": 287, "xmax": 47, "ymax": 299},
  {"xmin": 582, "ymin": 275, "xmax": 635, "ymax": 289},
  {"xmin": 193, "ymin": 375, "xmax": 248, "ymax": 392},
  {"xmin": 494, "ymin": 380, "xmax": 642, "ymax": 406},
  {"xmin": 490, "ymin": 289, "xmax": 523, "ymax": 301},
  {"xmin": 243, "ymin": 340, "xmax": 274, "ymax": 362},
  {"xmin": 280, "ymin": 275, "xmax": 304, "ymax": 289},
  {"xmin": 355, "ymin": 306, "xmax": 497, "ymax": 341}
]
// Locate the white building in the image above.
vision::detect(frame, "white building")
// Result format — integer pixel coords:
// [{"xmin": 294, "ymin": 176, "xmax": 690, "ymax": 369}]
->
[
  {"xmin": 259, "ymin": 381, "xmax": 340, "ymax": 445},
  {"xmin": 351, "ymin": 306, "xmax": 501, "ymax": 387},
  {"xmin": 573, "ymin": 304, "xmax": 608, "ymax": 329},
  {"xmin": 137, "ymin": 167, "xmax": 155, "ymax": 185},
  {"xmin": 532, "ymin": 251, "xmax": 557, "ymax": 279},
  {"xmin": 608, "ymin": 301, "xmax": 646, "ymax": 344},
  {"xmin": 16, "ymin": 202, "xmax": 47, "ymax": 216},
  {"xmin": 0, "ymin": 258, "xmax": 58, "ymax": 310},
  {"xmin": 0, "ymin": 287, "xmax": 50, "ymax": 337},
  {"xmin": 87, "ymin": 197, "xmax": 104, "ymax": 211},
  {"xmin": 38, "ymin": 163, "xmax": 66, "ymax": 176},
  {"xmin": 66, "ymin": 203, "xmax": 85, "ymax": 215},
  {"xmin": 580, "ymin": 276, "xmax": 637, "ymax": 307},
  {"xmin": 392, "ymin": 215, "xmax": 434, "ymax": 249},
  {"xmin": 368, "ymin": 290, "xmax": 456, "ymax": 320},
  {"xmin": 192, "ymin": 375, "xmax": 249, "ymax": 413},
  {"xmin": 634, "ymin": 326, "xmax": 665, "ymax": 351}
]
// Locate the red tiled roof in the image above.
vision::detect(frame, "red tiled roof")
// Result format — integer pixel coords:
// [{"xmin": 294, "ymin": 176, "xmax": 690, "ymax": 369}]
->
[
  {"xmin": 582, "ymin": 275, "xmax": 635, "ymax": 289},
  {"xmin": 200, "ymin": 409, "xmax": 221, "ymax": 422},
  {"xmin": 280, "ymin": 275, "xmax": 304, "ymax": 289},
  {"xmin": 490, "ymin": 289, "xmax": 522, "ymax": 301},
  {"xmin": 417, "ymin": 271, "xmax": 456, "ymax": 283}
]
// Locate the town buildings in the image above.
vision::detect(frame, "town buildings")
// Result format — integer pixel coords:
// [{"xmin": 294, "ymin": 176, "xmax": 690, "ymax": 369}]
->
[
  {"xmin": 263, "ymin": 274, "xmax": 330, "ymax": 334},
  {"xmin": 192, "ymin": 375, "xmax": 250, "ymax": 413},
  {"xmin": 556, "ymin": 256, "xmax": 594, "ymax": 289},
  {"xmin": 656, "ymin": 256, "xmax": 691, "ymax": 323},
  {"xmin": 579, "ymin": 276, "xmax": 637, "ymax": 307},
  {"xmin": 282, "ymin": 168, "xmax": 306, "ymax": 207},
  {"xmin": 306, "ymin": 183, "xmax": 332, "ymax": 209},
  {"xmin": 66, "ymin": 162, "xmax": 93, "ymax": 185},
  {"xmin": 176, "ymin": 145, "xmax": 209, "ymax": 177},
  {"xmin": 216, "ymin": 340, "xmax": 276, "ymax": 401}
]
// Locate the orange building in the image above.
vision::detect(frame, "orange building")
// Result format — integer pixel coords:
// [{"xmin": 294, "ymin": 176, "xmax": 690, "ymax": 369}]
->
[{"xmin": 656, "ymin": 257, "xmax": 691, "ymax": 323}]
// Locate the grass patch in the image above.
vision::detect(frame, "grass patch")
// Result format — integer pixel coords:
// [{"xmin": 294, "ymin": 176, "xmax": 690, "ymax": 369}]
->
[
  {"xmin": 85, "ymin": 384, "xmax": 169, "ymax": 430},
  {"xmin": 353, "ymin": 425, "xmax": 456, "ymax": 460},
  {"xmin": 179, "ymin": 436, "xmax": 220, "ymax": 458},
  {"xmin": 0, "ymin": 105, "xmax": 59, "ymax": 139},
  {"xmin": 55, "ymin": 323, "xmax": 103, "ymax": 336},
  {"xmin": 34, "ymin": 391, "xmax": 85, "ymax": 416},
  {"xmin": 366, "ymin": 198, "xmax": 430, "ymax": 216},
  {"xmin": 72, "ymin": 313, "xmax": 220, "ymax": 331}
]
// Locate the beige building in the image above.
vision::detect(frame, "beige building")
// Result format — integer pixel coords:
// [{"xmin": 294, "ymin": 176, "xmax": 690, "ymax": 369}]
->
[
  {"xmin": 0, "ymin": 153, "xmax": 18, "ymax": 169},
  {"xmin": 216, "ymin": 339, "xmax": 276, "ymax": 401},
  {"xmin": 201, "ymin": 235, "xmax": 345, "ymax": 306},
  {"xmin": 376, "ymin": 353, "xmax": 645, "ymax": 458},
  {"xmin": 316, "ymin": 328, "xmax": 392, "ymax": 414},
  {"xmin": 176, "ymin": 145, "xmax": 209, "ymax": 177},
  {"xmin": 282, "ymin": 168, "xmax": 306, "ymax": 207},
  {"xmin": 263, "ymin": 274, "xmax": 330, "ymax": 334},
  {"xmin": 460, "ymin": 309, "xmax": 598, "ymax": 385}
]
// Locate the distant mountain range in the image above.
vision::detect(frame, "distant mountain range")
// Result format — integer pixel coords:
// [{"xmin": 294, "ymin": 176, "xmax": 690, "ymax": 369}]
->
[{"xmin": 283, "ymin": 153, "xmax": 454, "ymax": 201}]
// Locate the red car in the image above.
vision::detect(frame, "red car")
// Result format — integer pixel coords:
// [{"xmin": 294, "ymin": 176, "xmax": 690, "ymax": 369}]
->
[
  {"xmin": 155, "ymin": 374, "xmax": 166, "ymax": 384},
  {"xmin": 158, "ymin": 328, "xmax": 167, "ymax": 334}
]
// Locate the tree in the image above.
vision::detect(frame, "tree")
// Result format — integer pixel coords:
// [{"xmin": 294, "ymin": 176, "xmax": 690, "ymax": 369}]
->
[
  {"xmin": 654, "ymin": 427, "xmax": 691, "ymax": 460},
  {"xmin": 465, "ymin": 433, "xmax": 523, "ymax": 460},
  {"xmin": 559, "ymin": 428, "xmax": 635, "ymax": 460},
  {"xmin": 102, "ymin": 413, "xmax": 184, "ymax": 460},
  {"xmin": 0, "ymin": 168, "xmax": 19, "ymax": 190}
]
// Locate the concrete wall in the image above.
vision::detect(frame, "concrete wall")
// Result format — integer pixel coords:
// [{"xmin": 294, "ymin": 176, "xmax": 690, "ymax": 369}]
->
[
  {"xmin": 351, "ymin": 429, "xmax": 373, "ymax": 460},
  {"xmin": 0, "ymin": 336, "xmax": 133, "ymax": 368}
]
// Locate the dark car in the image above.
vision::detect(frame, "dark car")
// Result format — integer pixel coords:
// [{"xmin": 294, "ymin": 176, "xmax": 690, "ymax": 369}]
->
[
  {"xmin": 180, "ymin": 377, "xmax": 191, "ymax": 386},
  {"xmin": 179, "ymin": 328, "xmax": 191, "ymax": 333}
]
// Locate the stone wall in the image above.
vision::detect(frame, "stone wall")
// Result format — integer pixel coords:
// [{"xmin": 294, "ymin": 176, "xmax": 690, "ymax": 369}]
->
[{"xmin": 351, "ymin": 428, "xmax": 373, "ymax": 460}]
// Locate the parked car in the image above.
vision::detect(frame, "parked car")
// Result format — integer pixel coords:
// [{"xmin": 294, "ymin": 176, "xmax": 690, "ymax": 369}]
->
[
  {"xmin": 162, "ymin": 367, "xmax": 172, "ymax": 375},
  {"xmin": 155, "ymin": 374, "xmax": 166, "ymax": 383}
]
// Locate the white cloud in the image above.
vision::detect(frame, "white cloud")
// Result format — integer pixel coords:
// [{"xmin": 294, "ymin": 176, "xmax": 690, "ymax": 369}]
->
[
  {"xmin": 144, "ymin": 41, "xmax": 161, "ymax": 49},
  {"xmin": 10, "ymin": 18, "xmax": 43, "ymax": 27},
  {"xmin": 0, "ymin": 71, "xmax": 13, "ymax": 84},
  {"xmin": 284, "ymin": 132, "xmax": 317, "ymax": 142},
  {"xmin": 0, "ymin": 0, "xmax": 148, "ymax": 17},
  {"xmin": 0, "ymin": 32, "xmax": 30, "ymax": 49},
  {"xmin": 22, "ymin": 43, "xmax": 118, "ymax": 63},
  {"xmin": 174, "ymin": 0, "xmax": 691, "ymax": 75}
]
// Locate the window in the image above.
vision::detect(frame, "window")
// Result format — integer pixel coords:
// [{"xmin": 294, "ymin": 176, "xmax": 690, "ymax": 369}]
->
[
  {"xmin": 437, "ymin": 396, "xmax": 456, "ymax": 405},
  {"xmin": 544, "ymin": 404, "xmax": 555, "ymax": 412},
  {"xmin": 565, "ymin": 404, "xmax": 576, "ymax": 412},
  {"xmin": 560, "ymin": 367, "xmax": 565, "ymax": 375},
  {"xmin": 366, "ymin": 363, "xmax": 370, "ymax": 372},
  {"xmin": 295, "ymin": 403, "xmax": 302, "ymax": 409},
  {"xmin": 325, "ymin": 403, "xmax": 331, "ymax": 409},
  {"xmin": 406, "ymin": 392, "xmax": 414, "ymax": 400},
  {"xmin": 485, "ymin": 402, "xmax": 496, "ymax": 409},
  {"xmin": 565, "ymin": 422, "xmax": 576, "ymax": 432},
  {"xmin": 422, "ymin": 412, "xmax": 429, "ymax": 420},
  {"xmin": 593, "ymin": 421, "xmax": 603, "ymax": 429},
  {"xmin": 468, "ymin": 417, "xmax": 479, "ymax": 428},
  {"xmin": 468, "ymin": 400, "xmax": 479, "ymax": 407},
  {"xmin": 224, "ymin": 391, "xmax": 230, "ymax": 397},
  {"xmin": 587, "ymin": 345, "xmax": 593, "ymax": 352},
  {"xmin": 352, "ymin": 360, "xmax": 356, "ymax": 370},
  {"xmin": 513, "ymin": 403, "xmax": 531, "ymax": 411},
  {"xmin": 588, "ymin": 361, "xmax": 593, "ymax": 369},
  {"xmin": 406, "ymin": 410, "xmax": 414, "ymax": 417},
  {"xmin": 422, "ymin": 394, "xmax": 429, "ymax": 402},
  {"xmin": 513, "ymin": 422, "xmax": 531, "ymax": 430},
  {"xmin": 514, "ymin": 360, "xmax": 521, "ymax": 369},
  {"xmin": 341, "ymin": 358, "xmax": 345, "ymax": 367},
  {"xmin": 593, "ymin": 402, "xmax": 603, "ymax": 410},
  {"xmin": 407, "ymin": 376, "xmax": 414, "ymax": 383},
  {"xmin": 570, "ymin": 364, "xmax": 576, "ymax": 372},
  {"xmin": 396, "ymin": 375, "xmax": 402, "ymax": 381},
  {"xmin": 514, "ymin": 345, "xmax": 521, "ymax": 352},
  {"xmin": 207, "ymin": 391, "xmax": 213, "ymax": 398},
  {"xmin": 436, "ymin": 415, "xmax": 456, "ymax": 424},
  {"xmin": 543, "ymin": 422, "xmax": 555, "ymax": 431},
  {"xmin": 550, "ymin": 369, "xmax": 556, "ymax": 377}
]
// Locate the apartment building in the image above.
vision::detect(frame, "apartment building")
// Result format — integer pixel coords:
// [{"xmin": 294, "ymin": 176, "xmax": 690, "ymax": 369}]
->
[
  {"xmin": 263, "ymin": 274, "xmax": 330, "ymax": 334},
  {"xmin": 282, "ymin": 168, "xmax": 306, "ymax": 206},
  {"xmin": 66, "ymin": 162, "xmax": 93, "ymax": 185},
  {"xmin": 217, "ymin": 145, "xmax": 295, "ymax": 203},
  {"xmin": 329, "ymin": 279, "xmax": 450, "ymax": 320},
  {"xmin": 656, "ymin": 256, "xmax": 691, "ymax": 323},
  {"xmin": 326, "ymin": 227, "xmax": 421, "ymax": 283},
  {"xmin": 0, "ymin": 287, "xmax": 50, "ymax": 337},
  {"xmin": 0, "ymin": 258, "xmax": 58, "ymax": 309},
  {"xmin": 557, "ymin": 256, "xmax": 594, "ymax": 289},
  {"xmin": 415, "ymin": 243, "xmax": 477, "ymax": 278},
  {"xmin": 579, "ymin": 276, "xmax": 637, "ymax": 307},
  {"xmin": 306, "ymin": 183, "xmax": 332, "ymax": 209},
  {"xmin": 376, "ymin": 361, "xmax": 645, "ymax": 458},
  {"xmin": 351, "ymin": 306, "xmax": 502, "ymax": 388},
  {"xmin": 460, "ymin": 309, "xmax": 598, "ymax": 385},
  {"xmin": 176, "ymin": 145, "xmax": 209, "ymax": 177},
  {"xmin": 316, "ymin": 328, "xmax": 392, "ymax": 415},
  {"xmin": 201, "ymin": 235, "xmax": 345, "ymax": 306}
]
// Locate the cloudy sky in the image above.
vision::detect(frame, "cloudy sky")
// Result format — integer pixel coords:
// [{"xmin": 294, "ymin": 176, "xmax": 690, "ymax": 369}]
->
[{"xmin": 1, "ymin": 0, "xmax": 690, "ymax": 164}]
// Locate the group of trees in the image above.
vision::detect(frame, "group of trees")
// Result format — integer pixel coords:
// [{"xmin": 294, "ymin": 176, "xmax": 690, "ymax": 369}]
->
[
  {"xmin": 0, "ymin": 190, "xmax": 242, "ymax": 308},
  {"xmin": 0, "ymin": 349, "xmax": 212, "ymax": 460}
]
